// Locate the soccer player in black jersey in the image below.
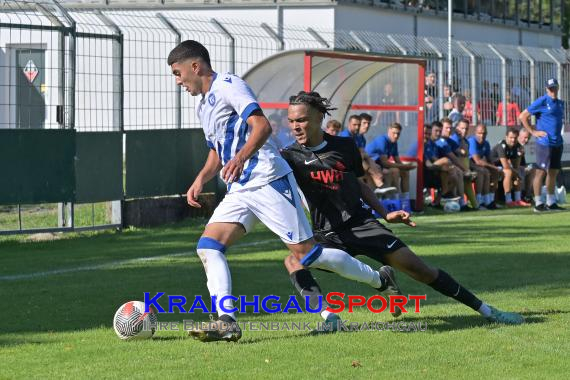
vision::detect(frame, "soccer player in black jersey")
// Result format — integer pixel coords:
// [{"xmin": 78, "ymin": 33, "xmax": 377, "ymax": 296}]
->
[{"xmin": 281, "ymin": 91, "xmax": 524, "ymax": 325}]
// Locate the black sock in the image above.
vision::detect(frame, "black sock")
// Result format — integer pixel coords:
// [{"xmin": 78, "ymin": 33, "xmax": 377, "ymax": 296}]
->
[
  {"xmin": 428, "ymin": 269, "xmax": 483, "ymax": 311},
  {"xmin": 219, "ymin": 314, "xmax": 236, "ymax": 323},
  {"xmin": 289, "ymin": 269, "xmax": 327, "ymax": 312}
]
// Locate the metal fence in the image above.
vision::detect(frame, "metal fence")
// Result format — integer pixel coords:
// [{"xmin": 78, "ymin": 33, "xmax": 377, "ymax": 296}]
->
[{"xmin": 0, "ymin": 0, "xmax": 569, "ymax": 234}]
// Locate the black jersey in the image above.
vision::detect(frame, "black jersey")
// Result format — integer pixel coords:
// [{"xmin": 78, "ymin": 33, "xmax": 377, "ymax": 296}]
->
[
  {"xmin": 280, "ymin": 134, "xmax": 372, "ymax": 233},
  {"xmin": 490, "ymin": 140, "xmax": 524, "ymax": 164}
]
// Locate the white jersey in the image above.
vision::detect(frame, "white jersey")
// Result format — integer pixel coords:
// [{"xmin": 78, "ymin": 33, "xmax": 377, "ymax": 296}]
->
[{"xmin": 197, "ymin": 72, "xmax": 291, "ymax": 193}]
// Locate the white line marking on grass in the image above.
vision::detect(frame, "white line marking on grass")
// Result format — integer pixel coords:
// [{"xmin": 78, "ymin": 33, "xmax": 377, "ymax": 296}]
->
[{"xmin": 0, "ymin": 238, "xmax": 280, "ymax": 282}]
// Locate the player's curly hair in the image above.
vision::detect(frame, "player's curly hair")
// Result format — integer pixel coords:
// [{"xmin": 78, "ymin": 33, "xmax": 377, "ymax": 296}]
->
[{"xmin": 289, "ymin": 91, "xmax": 337, "ymax": 116}]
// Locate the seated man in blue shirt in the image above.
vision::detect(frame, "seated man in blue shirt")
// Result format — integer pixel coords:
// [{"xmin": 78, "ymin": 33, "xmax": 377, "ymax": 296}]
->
[
  {"xmin": 427, "ymin": 121, "xmax": 461, "ymax": 201},
  {"xmin": 339, "ymin": 114, "xmax": 393, "ymax": 195},
  {"xmin": 519, "ymin": 78, "xmax": 566, "ymax": 212},
  {"xmin": 450, "ymin": 119, "xmax": 480, "ymax": 209},
  {"xmin": 366, "ymin": 122, "xmax": 417, "ymax": 209},
  {"xmin": 435, "ymin": 118, "xmax": 475, "ymax": 211},
  {"xmin": 468, "ymin": 123, "xmax": 500, "ymax": 209}
]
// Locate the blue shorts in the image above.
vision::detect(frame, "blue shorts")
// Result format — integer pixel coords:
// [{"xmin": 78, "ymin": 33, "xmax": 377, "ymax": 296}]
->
[{"xmin": 535, "ymin": 144, "xmax": 563, "ymax": 170}]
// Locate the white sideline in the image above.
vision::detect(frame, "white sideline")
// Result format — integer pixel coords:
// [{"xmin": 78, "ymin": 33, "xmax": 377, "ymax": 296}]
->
[
  {"xmin": 0, "ymin": 212, "xmax": 533, "ymax": 282},
  {"xmin": 0, "ymin": 238, "xmax": 280, "ymax": 282}
]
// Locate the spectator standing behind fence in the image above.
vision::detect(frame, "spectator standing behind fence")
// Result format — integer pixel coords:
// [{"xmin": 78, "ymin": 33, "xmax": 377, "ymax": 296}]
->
[
  {"xmin": 375, "ymin": 83, "xmax": 400, "ymax": 128},
  {"xmin": 448, "ymin": 94, "xmax": 466, "ymax": 128},
  {"xmin": 462, "ymin": 90, "xmax": 480, "ymax": 125},
  {"xmin": 496, "ymin": 94, "xmax": 521, "ymax": 127},
  {"xmin": 425, "ymin": 72, "xmax": 438, "ymax": 123},
  {"xmin": 519, "ymin": 78, "xmax": 566, "ymax": 212}
]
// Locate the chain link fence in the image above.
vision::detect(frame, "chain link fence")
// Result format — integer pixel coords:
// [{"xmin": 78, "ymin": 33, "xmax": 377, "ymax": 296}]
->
[{"xmin": 1, "ymin": 0, "xmax": 569, "ymax": 234}]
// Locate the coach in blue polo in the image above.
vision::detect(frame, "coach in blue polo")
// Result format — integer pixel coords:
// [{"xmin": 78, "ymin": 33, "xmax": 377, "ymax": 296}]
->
[{"xmin": 519, "ymin": 78, "xmax": 565, "ymax": 212}]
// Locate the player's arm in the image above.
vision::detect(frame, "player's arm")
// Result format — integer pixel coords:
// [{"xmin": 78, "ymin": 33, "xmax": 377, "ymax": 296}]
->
[
  {"xmin": 472, "ymin": 153, "xmax": 497, "ymax": 171},
  {"xmin": 446, "ymin": 151, "xmax": 467, "ymax": 171},
  {"xmin": 222, "ymin": 109, "xmax": 271, "ymax": 183},
  {"xmin": 187, "ymin": 149, "xmax": 223, "ymax": 208},
  {"xmin": 499, "ymin": 157, "xmax": 511, "ymax": 170},
  {"xmin": 358, "ymin": 179, "xmax": 416, "ymax": 227},
  {"xmin": 380, "ymin": 154, "xmax": 410, "ymax": 169},
  {"xmin": 519, "ymin": 108, "xmax": 547, "ymax": 138},
  {"xmin": 394, "ymin": 156, "xmax": 416, "ymax": 170}
]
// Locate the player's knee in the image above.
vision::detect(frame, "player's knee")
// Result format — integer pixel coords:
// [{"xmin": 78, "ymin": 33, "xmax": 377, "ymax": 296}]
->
[{"xmin": 196, "ymin": 237, "xmax": 226, "ymax": 265}]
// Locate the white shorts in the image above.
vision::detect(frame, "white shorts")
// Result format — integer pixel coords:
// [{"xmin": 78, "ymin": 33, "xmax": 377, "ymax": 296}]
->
[{"xmin": 208, "ymin": 173, "xmax": 313, "ymax": 244}]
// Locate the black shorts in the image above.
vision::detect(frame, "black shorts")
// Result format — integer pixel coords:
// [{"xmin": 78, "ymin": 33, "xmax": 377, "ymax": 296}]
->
[
  {"xmin": 313, "ymin": 218, "xmax": 407, "ymax": 264},
  {"xmin": 423, "ymin": 165, "xmax": 441, "ymax": 189},
  {"xmin": 535, "ymin": 144, "xmax": 563, "ymax": 170}
]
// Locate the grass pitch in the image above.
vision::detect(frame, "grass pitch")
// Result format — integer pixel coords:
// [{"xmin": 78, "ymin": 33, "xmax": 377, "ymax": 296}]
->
[{"xmin": 1, "ymin": 207, "xmax": 569, "ymax": 379}]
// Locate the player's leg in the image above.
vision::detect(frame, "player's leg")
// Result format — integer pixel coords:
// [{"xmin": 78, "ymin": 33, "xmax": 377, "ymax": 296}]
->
[
  {"xmin": 189, "ymin": 194, "xmax": 256, "ymax": 342},
  {"xmin": 503, "ymin": 168, "xmax": 514, "ymax": 205},
  {"xmin": 462, "ymin": 157, "xmax": 478, "ymax": 208},
  {"xmin": 453, "ymin": 167, "xmax": 466, "ymax": 205},
  {"xmin": 388, "ymin": 167, "xmax": 401, "ymax": 199},
  {"xmin": 364, "ymin": 156, "xmax": 385, "ymax": 188},
  {"xmin": 545, "ymin": 146, "xmax": 564, "ymax": 210},
  {"xmin": 400, "ymin": 168, "xmax": 411, "ymax": 209},
  {"xmin": 525, "ymin": 167, "xmax": 536, "ymax": 201},
  {"xmin": 382, "ymin": 246, "xmax": 524, "ymax": 324},
  {"xmin": 533, "ymin": 144, "xmax": 550, "ymax": 211},
  {"xmin": 252, "ymin": 174, "xmax": 390, "ymax": 323}
]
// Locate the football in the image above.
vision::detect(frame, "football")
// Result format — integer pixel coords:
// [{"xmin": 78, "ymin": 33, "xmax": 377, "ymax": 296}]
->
[
  {"xmin": 113, "ymin": 301, "xmax": 157, "ymax": 340},
  {"xmin": 443, "ymin": 201, "xmax": 461, "ymax": 213}
]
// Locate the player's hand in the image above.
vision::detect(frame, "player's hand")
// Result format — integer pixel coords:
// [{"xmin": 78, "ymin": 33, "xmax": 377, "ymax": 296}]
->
[
  {"xmin": 186, "ymin": 181, "xmax": 203, "ymax": 208},
  {"xmin": 532, "ymin": 130, "xmax": 547, "ymax": 138},
  {"xmin": 386, "ymin": 210, "xmax": 416, "ymax": 227},
  {"xmin": 401, "ymin": 163, "xmax": 417, "ymax": 170},
  {"xmin": 222, "ymin": 155, "xmax": 246, "ymax": 183}
]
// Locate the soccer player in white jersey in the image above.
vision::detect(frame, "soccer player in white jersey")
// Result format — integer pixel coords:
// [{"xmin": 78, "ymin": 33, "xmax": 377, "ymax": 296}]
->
[{"xmin": 168, "ymin": 40, "xmax": 401, "ymax": 342}]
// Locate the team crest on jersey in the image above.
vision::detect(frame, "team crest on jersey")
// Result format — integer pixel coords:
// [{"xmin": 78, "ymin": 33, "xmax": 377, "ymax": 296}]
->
[{"xmin": 208, "ymin": 93, "xmax": 216, "ymax": 106}]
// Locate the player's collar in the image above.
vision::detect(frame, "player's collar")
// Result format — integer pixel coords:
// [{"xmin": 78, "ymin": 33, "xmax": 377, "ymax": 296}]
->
[
  {"xmin": 208, "ymin": 72, "xmax": 218, "ymax": 91},
  {"xmin": 200, "ymin": 72, "xmax": 218, "ymax": 103},
  {"xmin": 305, "ymin": 140, "xmax": 328, "ymax": 152}
]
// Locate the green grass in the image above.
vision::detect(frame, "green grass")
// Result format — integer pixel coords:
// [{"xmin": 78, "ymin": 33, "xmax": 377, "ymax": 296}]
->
[
  {"xmin": 1, "ymin": 208, "xmax": 570, "ymax": 379},
  {"xmin": 0, "ymin": 202, "xmax": 112, "ymax": 231}
]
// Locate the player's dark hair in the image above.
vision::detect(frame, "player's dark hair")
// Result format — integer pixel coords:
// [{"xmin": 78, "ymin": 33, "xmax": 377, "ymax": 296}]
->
[
  {"xmin": 289, "ymin": 91, "xmax": 337, "ymax": 116},
  {"xmin": 458, "ymin": 118, "xmax": 470, "ymax": 127},
  {"xmin": 359, "ymin": 113, "xmax": 372, "ymax": 122},
  {"xmin": 167, "ymin": 40, "xmax": 211, "ymax": 67},
  {"xmin": 476, "ymin": 122, "xmax": 487, "ymax": 132},
  {"xmin": 348, "ymin": 114, "xmax": 362, "ymax": 122},
  {"xmin": 431, "ymin": 121, "xmax": 443, "ymax": 129},
  {"xmin": 389, "ymin": 122, "xmax": 402, "ymax": 130},
  {"xmin": 453, "ymin": 94, "xmax": 466, "ymax": 103},
  {"xmin": 506, "ymin": 127, "xmax": 519, "ymax": 136},
  {"xmin": 440, "ymin": 117, "xmax": 452, "ymax": 125}
]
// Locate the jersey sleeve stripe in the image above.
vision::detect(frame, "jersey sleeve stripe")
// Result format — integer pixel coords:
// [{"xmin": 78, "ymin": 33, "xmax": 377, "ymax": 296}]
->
[{"xmin": 241, "ymin": 102, "xmax": 261, "ymax": 121}]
